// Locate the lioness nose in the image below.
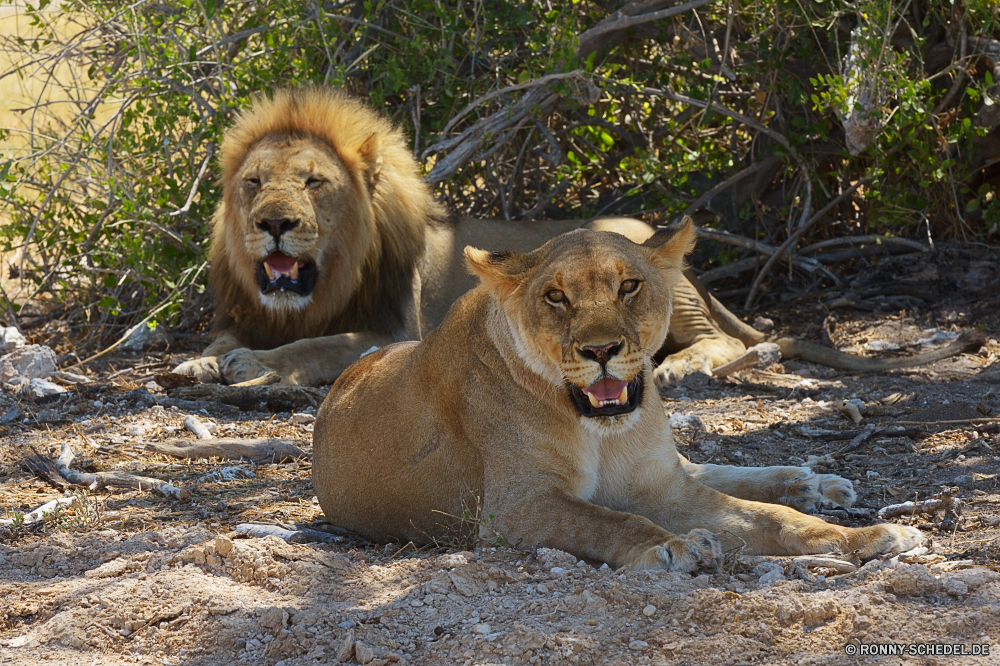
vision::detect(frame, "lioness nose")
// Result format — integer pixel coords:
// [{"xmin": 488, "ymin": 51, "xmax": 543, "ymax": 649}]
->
[
  {"xmin": 257, "ymin": 217, "xmax": 300, "ymax": 239},
  {"xmin": 577, "ymin": 341, "xmax": 624, "ymax": 365}
]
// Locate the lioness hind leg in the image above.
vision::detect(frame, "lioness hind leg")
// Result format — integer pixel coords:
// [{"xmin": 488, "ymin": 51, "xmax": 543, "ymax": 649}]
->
[
  {"xmin": 682, "ymin": 461, "xmax": 857, "ymax": 512},
  {"xmin": 654, "ymin": 335, "xmax": 746, "ymax": 386}
]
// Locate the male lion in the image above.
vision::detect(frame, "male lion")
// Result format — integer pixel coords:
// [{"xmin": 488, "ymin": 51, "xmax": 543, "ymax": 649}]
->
[
  {"xmin": 175, "ymin": 87, "xmax": 984, "ymax": 387},
  {"xmin": 313, "ymin": 224, "xmax": 924, "ymax": 568}
]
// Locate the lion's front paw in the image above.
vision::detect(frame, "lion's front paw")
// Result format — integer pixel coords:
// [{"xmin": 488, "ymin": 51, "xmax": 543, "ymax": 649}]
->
[
  {"xmin": 850, "ymin": 524, "xmax": 926, "ymax": 560},
  {"xmin": 659, "ymin": 528, "xmax": 723, "ymax": 573},
  {"xmin": 220, "ymin": 348, "xmax": 276, "ymax": 384},
  {"xmin": 173, "ymin": 356, "xmax": 222, "ymax": 383},
  {"xmin": 653, "ymin": 355, "xmax": 712, "ymax": 387},
  {"xmin": 774, "ymin": 468, "xmax": 856, "ymax": 513}
]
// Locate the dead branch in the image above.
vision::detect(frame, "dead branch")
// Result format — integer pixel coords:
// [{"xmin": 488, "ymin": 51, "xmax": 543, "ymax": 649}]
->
[
  {"xmin": 877, "ymin": 497, "xmax": 963, "ymax": 520},
  {"xmin": 236, "ymin": 523, "xmax": 343, "ymax": 544},
  {"xmin": 798, "ymin": 235, "xmax": 930, "ymax": 254},
  {"xmin": 148, "ymin": 437, "xmax": 308, "ymax": 463},
  {"xmin": 712, "ymin": 342, "xmax": 780, "ymax": 378},
  {"xmin": 0, "ymin": 496, "xmax": 80, "ymax": 526},
  {"xmin": 55, "ymin": 443, "xmax": 189, "ymax": 499},
  {"xmin": 744, "ymin": 179, "xmax": 869, "ymax": 308},
  {"xmin": 167, "ymin": 384, "xmax": 328, "ymax": 411},
  {"xmin": 578, "ymin": 0, "xmax": 716, "ymax": 58}
]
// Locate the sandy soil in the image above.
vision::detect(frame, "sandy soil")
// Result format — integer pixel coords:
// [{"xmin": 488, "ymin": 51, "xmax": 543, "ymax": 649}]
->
[{"xmin": 2, "ymin": 249, "xmax": 1000, "ymax": 666}]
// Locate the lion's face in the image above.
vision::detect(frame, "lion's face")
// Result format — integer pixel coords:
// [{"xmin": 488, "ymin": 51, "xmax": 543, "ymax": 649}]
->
[
  {"xmin": 466, "ymin": 224, "xmax": 695, "ymax": 424},
  {"xmin": 230, "ymin": 135, "xmax": 370, "ymax": 313}
]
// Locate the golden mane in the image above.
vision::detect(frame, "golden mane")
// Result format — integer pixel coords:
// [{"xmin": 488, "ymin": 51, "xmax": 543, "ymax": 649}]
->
[{"xmin": 207, "ymin": 87, "xmax": 445, "ymax": 350}]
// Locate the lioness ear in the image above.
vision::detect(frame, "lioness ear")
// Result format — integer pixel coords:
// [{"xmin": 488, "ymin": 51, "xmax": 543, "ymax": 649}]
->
[
  {"xmin": 358, "ymin": 132, "xmax": 383, "ymax": 190},
  {"xmin": 465, "ymin": 247, "xmax": 529, "ymax": 300},
  {"xmin": 642, "ymin": 217, "xmax": 696, "ymax": 272}
]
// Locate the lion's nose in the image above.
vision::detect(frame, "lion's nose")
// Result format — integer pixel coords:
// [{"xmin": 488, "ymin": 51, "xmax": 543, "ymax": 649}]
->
[
  {"xmin": 576, "ymin": 341, "xmax": 624, "ymax": 365},
  {"xmin": 257, "ymin": 217, "xmax": 300, "ymax": 239}
]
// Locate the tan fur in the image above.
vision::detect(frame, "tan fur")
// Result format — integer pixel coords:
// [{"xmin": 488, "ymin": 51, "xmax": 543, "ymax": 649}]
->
[
  {"xmin": 174, "ymin": 86, "xmax": 981, "ymax": 388},
  {"xmin": 313, "ymin": 225, "xmax": 924, "ymax": 569}
]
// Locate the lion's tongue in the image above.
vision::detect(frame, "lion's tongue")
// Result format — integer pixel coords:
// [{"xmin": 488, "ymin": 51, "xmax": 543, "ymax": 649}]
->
[
  {"xmin": 583, "ymin": 377, "xmax": 628, "ymax": 402},
  {"xmin": 265, "ymin": 251, "xmax": 298, "ymax": 274}
]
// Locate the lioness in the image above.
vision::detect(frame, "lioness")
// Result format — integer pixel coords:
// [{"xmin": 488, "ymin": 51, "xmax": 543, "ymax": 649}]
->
[
  {"xmin": 175, "ymin": 87, "xmax": 983, "ymax": 387},
  {"xmin": 313, "ymin": 223, "xmax": 924, "ymax": 569}
]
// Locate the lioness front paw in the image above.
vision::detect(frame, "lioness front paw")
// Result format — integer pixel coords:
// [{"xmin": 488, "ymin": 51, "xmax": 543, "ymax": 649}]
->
[
  {"xmin": 775, "ymin": 467, "xmax": 856, "ymax": 513},
  {"xmin": 220, "ymin": 348, "xmax": 276, "ymax": 384},
  {"xmin": 173, "ymin": 356, "xmax": 222, "ymax": 383},
  {"xmin": 849, "ymin": 524, "xmax": 926, "ymax": 560},
  {"xmin": 659, "ymin": 528, "xmax": 723, "ymax": 573}
]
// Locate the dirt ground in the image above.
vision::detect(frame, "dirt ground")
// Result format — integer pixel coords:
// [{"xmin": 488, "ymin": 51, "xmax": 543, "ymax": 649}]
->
[{"xmin": 2, "ymin": 245, "xmax": 1000, "ymax": 666}]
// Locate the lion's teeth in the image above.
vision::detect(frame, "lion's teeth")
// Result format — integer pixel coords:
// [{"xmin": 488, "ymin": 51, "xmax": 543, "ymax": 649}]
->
[
  {"xmin": 291, "ymin": 262, "xmax": 299, "ymax": 280},
  {"xmin": 264, "ymin": 263, "xmax": 275, "ymax": 280},
  {"xmin": 618, "ymin": 386, "xmax": 628, "ymax": 404},
  {"xmin": 588, "ymin": 392, "xmax": 600, "ymax": 408}
]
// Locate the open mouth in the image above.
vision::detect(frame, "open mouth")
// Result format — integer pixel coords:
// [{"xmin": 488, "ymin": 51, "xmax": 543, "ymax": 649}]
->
[
  {"xmin": 256, "ymin": 251, "xmax": 317, "ymax": 296},
  {"xmin": 568, "ymin": 374, "xmax": 643, "ymax": 418}
]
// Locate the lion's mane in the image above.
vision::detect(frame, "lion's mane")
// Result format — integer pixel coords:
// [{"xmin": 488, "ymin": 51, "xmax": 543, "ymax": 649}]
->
[{"xmin": 207, "ymin": 87, "xmax": 445, "ymax": 349}]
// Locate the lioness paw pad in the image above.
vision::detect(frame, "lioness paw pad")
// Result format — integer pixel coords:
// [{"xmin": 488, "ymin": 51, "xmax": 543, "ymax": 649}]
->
[
  {"xmin": 653, "ymin": 357, "xmax": 712, "ymax": 387},
  {"xmin": 816, "ymin": 473, "xmax": 857, "ymax": 509},
  {"xmin": 660, "ymin": 528, "xmax": 722, "ymax": 573},
  {"xmin": 173, "ymin": 357, "xmax": 222, "ymax": 383},
  {"xmin": 852, "ymin": 524, "xmax": 926, "ymax": 560}
]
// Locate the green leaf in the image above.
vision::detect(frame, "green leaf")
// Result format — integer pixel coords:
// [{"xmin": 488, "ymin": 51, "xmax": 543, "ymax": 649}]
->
[
  {"xmin": 966, "ymin": 198, "xmax": 980, "ymax": 213},
  {"xmin": 205, "ymin": 0, "xmax": 217, "ymax": 19}
]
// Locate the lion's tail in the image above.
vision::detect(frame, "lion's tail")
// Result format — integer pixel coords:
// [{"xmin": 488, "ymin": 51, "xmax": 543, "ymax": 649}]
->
[{"xmin": 774, "ymin": 330, "xmax": 986, "ymax": 371}]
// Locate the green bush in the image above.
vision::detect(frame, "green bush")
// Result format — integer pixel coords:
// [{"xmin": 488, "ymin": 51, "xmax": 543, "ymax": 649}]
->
[{"xmin": 1, "ymin": 0, "xmax": 998, "ymax": 349}]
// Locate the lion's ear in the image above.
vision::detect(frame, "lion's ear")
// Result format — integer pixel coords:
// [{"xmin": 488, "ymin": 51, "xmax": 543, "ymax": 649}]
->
[
  {"xmin": 464, "ymin": 247, "xmax": 530, "ymax": 300},
  {"xmin": 358, "ymin": 132, "xmax": 383, "ymax": 190},
  {"xmin": 642, "ymin": 216, "xmax": 696, "ymax": 272}
]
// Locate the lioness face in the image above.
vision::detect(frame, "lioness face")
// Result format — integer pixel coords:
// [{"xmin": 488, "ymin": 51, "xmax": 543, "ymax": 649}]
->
[
  {"xmin": 467, "ymin": 226, "xmax": 694, "ymax": 425},
  {"xmin": 232, "ymin": 136, "xmax": 368, "ymax": 313}
]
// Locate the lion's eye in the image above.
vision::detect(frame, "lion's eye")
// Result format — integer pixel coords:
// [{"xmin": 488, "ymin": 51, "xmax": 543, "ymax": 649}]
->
[
  {"xmin": 619, "ymin": 279, "xmax": 640, "ymax": 296},
  {"xmin": 306, "ymin": 177, "xmax": 325, "ymax": 189},
  {"xmin": 244, "ymin": 177, "xmax": 260, "ymax": 190},
  {"xmin": 545, "ymin": 289, "xmax": 566, "ymax": 304}
]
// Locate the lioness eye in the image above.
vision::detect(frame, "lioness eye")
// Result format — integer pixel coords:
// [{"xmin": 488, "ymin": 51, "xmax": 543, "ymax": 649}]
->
[
  {"xmin": 546, "ymin": 289, "xmax": 566, "ymax": 304},
  {"xmin": 244, "ymin": 177, "xmax": 260, "ymax": 189},
  {"xmin": 619, "ymin": 279, "xmax": 639, "ymax": 295},
  {"xmin": 306, "ymin": 177, "xmax": 324, "ymax": 189}
]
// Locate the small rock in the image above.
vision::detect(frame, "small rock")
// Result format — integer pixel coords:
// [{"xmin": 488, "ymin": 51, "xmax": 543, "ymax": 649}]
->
[
  {"xmin": 473, "ymin": 623, "xmax": 491, "ymax": 635},
  {"xmin": 213, "ymin": 536, "xmax": 234, "ymax": 557},
  {"xmin": 338, "ymin": 620, "xmax": 354, "ymax": 629},
  {"xmin": 122, "ymin": 322, "xmax": 173, "ymax": 350},
  {"xmin": 752, "ymin": 316, "xmax": 774, "ymax": 333},
  {"xmin": 754, "ymin": 561, "xmax": 784, "ymax": 586},
  {"xmin": 954, "ymin": 475, "xmax": 975, "ymax": 485},
  {"xmin": 439, "ymin": 552, "xmax": 471, "ymax": 568},
  {"xmin": 30, "ymin": 377, "xmax": 67, "ymax": 398},
  {"xmin": 699, "ymin": 441, "xmax": 721, "ymax": 456},
  {"xmin": 335, "ymin": 630, "xmax": 355, "ymax": 662},
  {"xmin": 1, "ymin": 405, "xmax": 23, "ymax": 424},
  {"xmin": 944, "ymin": 578, "xmax": 968, "ymax": 596},
  {"xmin": 747, "ymin": 341, "xmax": 781, "ymax": 365},
  {"xmin": 0, "ymin": 344, "xmax": 57, "ymax": 381},
  {"xmin": 292, "ymin": 413, "xmax": 316, "ymax": 424},
  {"xmin": 549, "ymin": 566, "xmax": 567, "ymax": 575},
  {"xmin": 0, "ymin": 326, "xmax": 25, "ymax": 353},
  {"xmin": 355, "ymin": 641, "xmax": 374, "ymax": 664},
  {"xmin": 866, "ymin": 470, "xmax": 880, "ymax": 479},
  {"xmin": 535, "ymin": 583, "xmax": 549, "ymax": 595},
  {"xmin": 628, "ymin": 640, "xmax": 649, "ymax": 650},
  {"xmin": 642, "ymin": 604, "xmax": 656, "ymax": 617},
  {"xmin": 668, "ymin": 413, "xmax": 705, "ymax": 431}
]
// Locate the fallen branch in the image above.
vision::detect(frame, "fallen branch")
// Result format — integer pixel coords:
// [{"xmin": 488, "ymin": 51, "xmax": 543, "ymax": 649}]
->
[
  {"xmin": 877, "ymin": 497, "xmax": 963, "ymax": 520},
  {"xmin": 183, "ymin": 415, "xmax": 214, "ymax": 440},
  {"xmin": 236, "ymin": 523, "xmax": 343, "ymax": 544},
  {"xmin": 147, "ymin": 437, "xmax": 309, "ymax": 463},
  {"xmin": 0, "ymin": 496, "xmax": 79, "ymax": 525},
  {"xmin": 168, "ymin": 384, "xmax": 328, "ymax": 412},
  {"xmin": 712, "ymin": 342, "xmax": 780, "ymax": 378},
  {"xmin": 55, "ymin": 443, "xmax": 189, "ymax": 499}
]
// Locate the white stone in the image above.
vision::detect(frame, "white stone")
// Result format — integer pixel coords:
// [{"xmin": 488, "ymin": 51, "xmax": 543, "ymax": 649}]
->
[
  {"xmin": 668, "ymin": 413, "xmax": 705, "ymax": 431},
  {"xmin": 30, "ymin": 378, "xmax": 66, "ymax": 398},
  {"xmin": 0, "ymin": 344, "xmax": 57, "ymax": 381},
  {"xmin": 628, "ymin": 640, "xmax": 649, "ymax": 650},
  {"xmin": 642, "ymin": 604, "xmax": 656, "ymax": 617},
  {"xmin": 53, "ymin": 370, "xmax": 91, "ymax": 384},
  {"xmin": 292, "ymin": 413, "xmax": 316, "ymax": 424},
  {"xmin": 0, "ymin": 326, "xmax": 25, "ymax": 353},
  {"xmin": 473, "ymin": 623, "xmax": 491, "ymax": 635},
  {"xmin": 535, "ymin": 583, "xmax": 549, "ymax": 594}
]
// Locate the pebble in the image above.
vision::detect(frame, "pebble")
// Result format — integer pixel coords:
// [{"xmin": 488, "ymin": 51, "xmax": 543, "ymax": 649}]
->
[
  {"xmin": 338, "ymin": 620, "xmax": 354, "ymax": 629},
  {"xmin": 866, "ymin": 470, "xmax": 880, "ymax": 479},
  {"xmin": 954, "ymin": 475, "xmax": 975, "ymax": 485},
  {"xmin": 0, "ymin": 344, "xmax": 57, "ymax": 382},
  {"xmin": 473, "ymin": 623, "xmax": 491, "ymax": 635},
  {"xmin": 642, "ymin": 604, "xmax": 656, "ymax": 617},
  {"xmin": 0, "ymin": 326, "xmax": 25, "ymax": 353},
  {"xmin": 628, "ymin": 640, "xmax": 649, "ymax": 650},
  {"xmin": 355, "ymin": 641, "xmax": 374, "ymax": 664},
  {"xmin": 535, "ymin": 583, "xmax": 549, "ymax": 594},
  {"xmin": 292, "ymin": 413, "xmax": 316, "ymax": 424},
  {"xmin": 550, "ymin": 566, "xmax": 567, "ymax": 575},
  {"xmin": 668, "ymin": 413, "xmax": 705, "ymax": 431}
]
